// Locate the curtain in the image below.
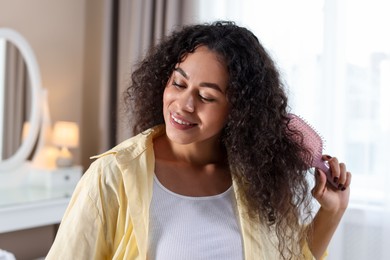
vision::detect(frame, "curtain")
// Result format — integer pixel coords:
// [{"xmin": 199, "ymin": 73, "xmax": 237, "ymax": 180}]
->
[
  {"xmin": 99, "ymin": 0, "xmax": 198, "ymax": 149},
  {"xmin": 80, "ymin": 0, "xmax": 198, "ymax": 168},
  {"xmin": 1, "ymin": 41, "xmax": 30, "ymax": 160}
]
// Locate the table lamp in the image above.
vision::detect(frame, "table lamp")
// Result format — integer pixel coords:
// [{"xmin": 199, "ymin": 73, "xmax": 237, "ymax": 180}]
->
[{"xmin": 52, "ymin": 121, "xmax": 79, "ymax": 167}]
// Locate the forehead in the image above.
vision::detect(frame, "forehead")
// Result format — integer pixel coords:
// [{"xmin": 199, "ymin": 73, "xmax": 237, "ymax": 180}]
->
[
  {"xmin": 175, "ymin": 46, "xmax": 228, "ymax": 90},
  {"xmin": 179, "ymin": 46, "xmax": 225, "ymax": 68}
]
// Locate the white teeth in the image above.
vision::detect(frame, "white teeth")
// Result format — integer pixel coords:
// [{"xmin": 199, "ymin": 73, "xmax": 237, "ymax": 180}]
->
[{"xmin": 171, "ymin": 114, "xmax": 192, "ymax": 125}]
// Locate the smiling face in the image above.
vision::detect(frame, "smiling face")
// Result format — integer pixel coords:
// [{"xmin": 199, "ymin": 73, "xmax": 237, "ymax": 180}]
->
[{"xmin": 163, "ymin": 46, "xmax": 230, "ymax": 146}]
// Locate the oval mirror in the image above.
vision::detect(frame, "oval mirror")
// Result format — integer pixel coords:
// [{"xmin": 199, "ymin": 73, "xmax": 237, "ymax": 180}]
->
[{"xmin": 0, "ymin": 28, "xmax": 41, "ymax": 171}]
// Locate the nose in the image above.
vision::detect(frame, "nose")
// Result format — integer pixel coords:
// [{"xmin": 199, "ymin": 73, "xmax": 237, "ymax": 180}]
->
[{"xmin": 178, "ymin": 91, "xmax": 195, "ymax": 113}]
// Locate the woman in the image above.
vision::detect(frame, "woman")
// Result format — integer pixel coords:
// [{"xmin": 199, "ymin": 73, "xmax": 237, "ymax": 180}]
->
[{"xmin": 47, "ymin": 21, "xmax": 351, "ymax": 259}]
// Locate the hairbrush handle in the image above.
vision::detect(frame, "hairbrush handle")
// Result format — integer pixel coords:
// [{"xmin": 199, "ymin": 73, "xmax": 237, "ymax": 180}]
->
[{"xmin": 315, "ymin": 160, "xmax": 339, "ymax": 189}]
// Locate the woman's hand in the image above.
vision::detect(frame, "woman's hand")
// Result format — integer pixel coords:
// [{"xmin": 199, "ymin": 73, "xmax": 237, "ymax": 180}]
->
[
  {"xmin": 311, "ymin": 155, "xmax": 352, "ymax": 214},
  {"xmin": 308, "ymin": 155, "xmax": 352, "ymax": 259}
]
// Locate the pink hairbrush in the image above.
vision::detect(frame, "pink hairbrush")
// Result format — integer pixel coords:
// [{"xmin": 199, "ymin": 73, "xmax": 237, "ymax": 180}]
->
[{"xmin": 287, "ymin": 113, "xmax": 338, "ymax": 188}]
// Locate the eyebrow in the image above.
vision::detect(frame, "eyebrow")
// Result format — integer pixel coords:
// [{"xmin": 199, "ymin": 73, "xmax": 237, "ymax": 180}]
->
[{"xmin": 174, "ymin": 67, "xmax": 223, "ymax": 93}]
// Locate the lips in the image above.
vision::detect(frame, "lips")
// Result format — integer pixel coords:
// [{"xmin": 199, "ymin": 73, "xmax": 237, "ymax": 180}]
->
[{"xmin": 169, "ymin": 113, "xmax": 197, "ymax": 130}]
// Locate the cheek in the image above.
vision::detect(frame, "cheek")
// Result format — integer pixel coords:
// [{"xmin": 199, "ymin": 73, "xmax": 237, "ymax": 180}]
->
[
  {"xmin": 204, "ymin": 104, "xmax": 229, "ymax": 127},
  {"xmin": 163, "ymin": 87, "xmax": 172, "ymax": 103},
  {"xmin": 163, "ymin": 87, "xmax": 172, "ymax": 106},
  {"xmin": 219, "ymin": 103, "xmax": 230, "ymax": 126},
  {"xmin": 219, "ymin": 107, "xmax": 230, "ymax": 125},
  {"xmin": 163, "ymin": 87, "xmax": 178, "ymax": 117}
]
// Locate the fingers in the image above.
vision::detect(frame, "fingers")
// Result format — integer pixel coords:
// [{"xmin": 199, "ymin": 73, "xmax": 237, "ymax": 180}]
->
[
  {"xmin": 338, "ymin": 162, "xmax": 347, "ymax": 185},
  {"xmin": 343, "ymin": 171, "xmax": 352, "ymax": 190},
  {"xmin": 322, "ymin": 155, "xmax": 340, "ymax": 182},
  {"xmin": 312, "ymin": 169, "xmax": 327, "ymax": 198},
  {"xmin": 322, "ymin": 154, "xmax": 352, "ymax": 191}
]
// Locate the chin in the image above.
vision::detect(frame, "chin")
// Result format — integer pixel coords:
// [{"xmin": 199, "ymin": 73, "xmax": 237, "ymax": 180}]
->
[{"xmin": 165, "ymin": 129, "xmax": 194, "ymax": 145}]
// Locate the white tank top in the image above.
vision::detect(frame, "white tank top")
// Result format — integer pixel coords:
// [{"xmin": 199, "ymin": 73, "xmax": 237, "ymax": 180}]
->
[{"xmin": 147, "ymin": 176, "xmax": 244, "ymax": 260}]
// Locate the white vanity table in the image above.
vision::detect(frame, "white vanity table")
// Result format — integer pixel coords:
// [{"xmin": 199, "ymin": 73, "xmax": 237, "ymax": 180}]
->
[
  {"xmin": 0, "ymin": 28, "xmax": 83, "ymax": 258},
  {"xmin": 0, "ymin": 165, "xmax": 82, "ymax": 234}
]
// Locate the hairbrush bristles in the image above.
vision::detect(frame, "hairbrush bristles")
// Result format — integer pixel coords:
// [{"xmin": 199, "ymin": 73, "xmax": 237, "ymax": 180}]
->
[{"xmin": 287, "ymin": 113, "xmax": 338, "ymax": 188}]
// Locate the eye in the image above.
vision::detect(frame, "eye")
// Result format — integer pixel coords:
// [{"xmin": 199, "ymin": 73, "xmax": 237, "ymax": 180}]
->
[
  {"xmin": 199, "ymin": 94, "xmax": 215, "ymax": 103},
  {"xmin": 172, "ymin": 80, "xmax": 185, "ymax": 89}
]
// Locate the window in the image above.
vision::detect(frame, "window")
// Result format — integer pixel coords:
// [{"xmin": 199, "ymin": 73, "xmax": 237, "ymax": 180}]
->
[{"xmin": 197, "ymin": 0, "xmax": 390, "ymax": 204}]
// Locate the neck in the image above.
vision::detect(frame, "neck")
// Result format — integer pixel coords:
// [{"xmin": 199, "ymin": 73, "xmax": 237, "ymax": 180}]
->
[{"xmin": 155, "ymin": 133, "xmax": 227, "ymax": 167}]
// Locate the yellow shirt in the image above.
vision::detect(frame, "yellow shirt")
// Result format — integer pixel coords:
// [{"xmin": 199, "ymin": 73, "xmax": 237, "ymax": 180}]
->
[{"xmin": 46, "ymin": 125, "xmax": 324, "ymax": 259}]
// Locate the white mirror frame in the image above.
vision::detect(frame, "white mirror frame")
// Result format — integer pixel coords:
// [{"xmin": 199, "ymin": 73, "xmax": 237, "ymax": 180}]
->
[{"xmin": 0, "ymin": 28, "xmax": 42, "ymax": 171}]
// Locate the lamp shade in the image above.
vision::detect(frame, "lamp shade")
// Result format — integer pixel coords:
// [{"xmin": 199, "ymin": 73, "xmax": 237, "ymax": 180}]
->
[{"xmin": 52, "ymin": 121, "xmax": 79, "ymax": 148}]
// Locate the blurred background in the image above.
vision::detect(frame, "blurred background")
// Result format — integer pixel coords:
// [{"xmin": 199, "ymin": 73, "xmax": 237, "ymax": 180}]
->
[{"xmin": 0, "ymin": 0, "xmax": 389, "ymax": 259}]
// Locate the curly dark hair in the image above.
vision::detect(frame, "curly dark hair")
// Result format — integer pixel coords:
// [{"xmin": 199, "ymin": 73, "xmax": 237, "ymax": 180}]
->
[{"xmin": 124, "ymin": 21, "xmax": 314, "ymax": 259}]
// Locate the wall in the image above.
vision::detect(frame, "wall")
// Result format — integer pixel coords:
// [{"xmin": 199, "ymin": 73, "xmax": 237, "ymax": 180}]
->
[
  {"xmin": 81, "ymin": 0, "xmax": 107, "ymax": 168},
  {"xmin": 0, "ymin": 0, "xmax": 105, "ymax": 258},
  {"xmin": 0, "ymin": 0, "xmax": 86, "ymax": 164},
  {"xmin": 0, "ymin": 0, "xmax": 105, "ymax": 169},
  {"xmin": 0, "ymin": 226, "xmax": 55, "ymax": 260}
]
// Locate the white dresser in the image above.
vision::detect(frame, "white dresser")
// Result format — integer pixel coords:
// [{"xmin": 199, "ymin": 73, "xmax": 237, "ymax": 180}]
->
[{"xmin": 0, "ymin": 165, "xmax": 82, "ymax": 233}]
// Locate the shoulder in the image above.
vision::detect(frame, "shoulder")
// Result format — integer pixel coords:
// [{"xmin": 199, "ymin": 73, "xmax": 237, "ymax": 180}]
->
[
  {"xmin": 83, "ymin": 125, "xmax": 165, "ymax": 188},
  {"xmin": 92, "ymin": 125, "xmax": 164, "ymax": 162},
  {"xmin": 91, "ymin": 125, "xmax": 163, "ymax": 165}
]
